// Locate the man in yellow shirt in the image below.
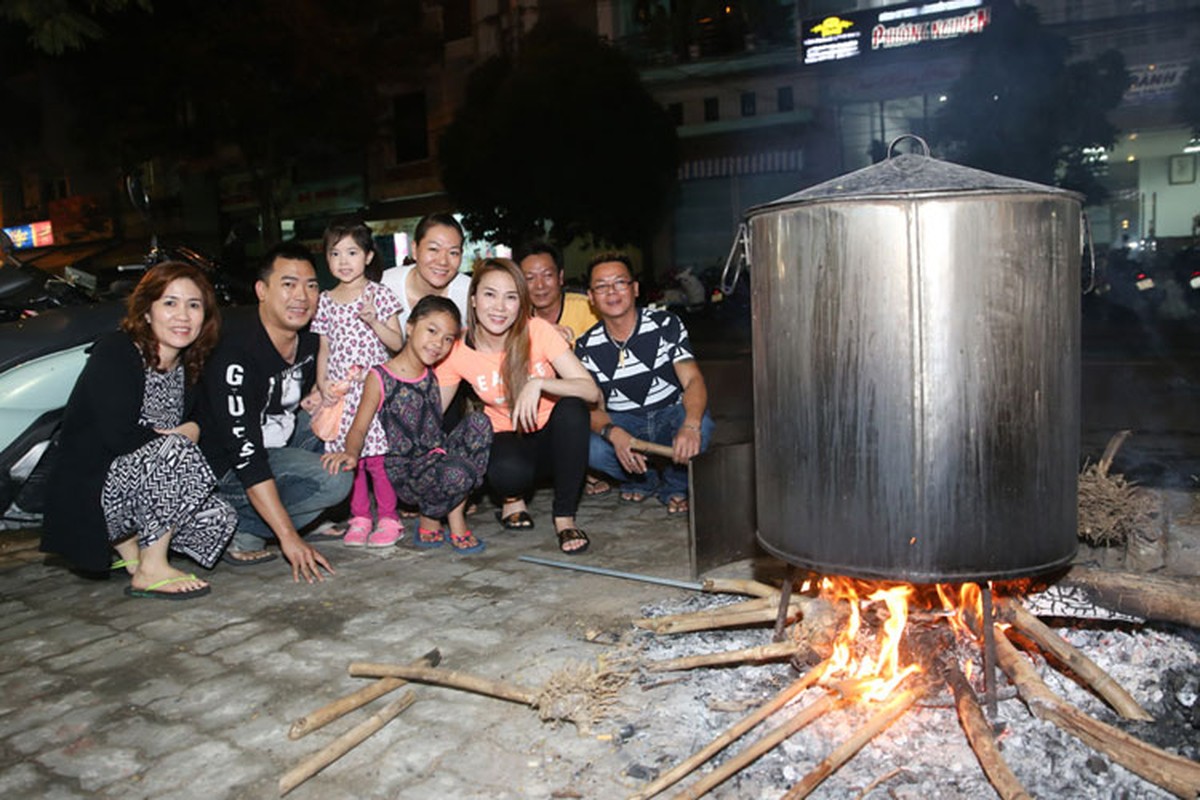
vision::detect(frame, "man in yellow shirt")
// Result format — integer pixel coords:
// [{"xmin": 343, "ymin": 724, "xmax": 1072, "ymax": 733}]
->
[{"xmin": 517, "ymin": 240, "xmax": 599, "ymax": 346}]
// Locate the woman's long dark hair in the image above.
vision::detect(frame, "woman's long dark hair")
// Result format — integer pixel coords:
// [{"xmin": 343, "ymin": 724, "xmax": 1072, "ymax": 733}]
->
[
  {"xmin": 120, "ymin": 261, "xmax": 221, "ymax": 385},
  {"xmin": 466, "ymin": 258, "xmax": 533, "ymax": 415}
]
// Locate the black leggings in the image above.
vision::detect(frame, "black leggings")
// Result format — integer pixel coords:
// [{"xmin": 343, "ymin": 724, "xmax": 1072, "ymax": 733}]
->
[{"xmin": 487, "ymin": 397, "xmax": 588, "ymax": 518}]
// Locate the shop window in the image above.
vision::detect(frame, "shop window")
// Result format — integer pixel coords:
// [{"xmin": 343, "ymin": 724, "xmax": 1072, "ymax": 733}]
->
[
  {"xmin": 741, "ymin": 92, "xmax": 757, "ymax": 117},
  {"xmin": 393, "ymin": 92, "xmax": 429, "ymax": 164},
  {"xmin": 778, "ymin": 86, "xmax": 794, "ymax": 113},
  {"xmin": 704, "ymin": 97, "xmax": 720, "ymax": 122}
]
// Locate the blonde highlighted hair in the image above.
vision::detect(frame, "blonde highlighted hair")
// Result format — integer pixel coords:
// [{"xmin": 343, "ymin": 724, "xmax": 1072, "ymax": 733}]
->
[{"xmin": 466, "ymin": 258, "xmax": 533, "ymax": 416}]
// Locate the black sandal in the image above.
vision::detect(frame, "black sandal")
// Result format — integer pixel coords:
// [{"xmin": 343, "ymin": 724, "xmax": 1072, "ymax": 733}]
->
[
  {"xmin": 495, "ymin": 510, "xmax": 534, "ymax": 530},
  {"xmin": 556, "ymin": 527, "xmax": 590, "ymax": 555}
]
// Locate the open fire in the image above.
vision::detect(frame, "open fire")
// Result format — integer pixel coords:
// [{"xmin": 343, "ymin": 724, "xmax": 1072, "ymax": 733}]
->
[{"xmin": 629, "ymin": 575, "xmax": 1200, "ymax": 799}]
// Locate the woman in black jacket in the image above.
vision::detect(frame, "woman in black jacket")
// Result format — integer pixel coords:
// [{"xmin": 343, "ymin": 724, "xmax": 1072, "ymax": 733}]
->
[{"xmin": 41, "ymin": 262, "xmax": 235, "ymax": 599}]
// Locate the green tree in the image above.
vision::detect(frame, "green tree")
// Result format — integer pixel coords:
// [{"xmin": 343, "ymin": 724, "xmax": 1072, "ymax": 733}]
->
[
  {"xmin": 439, "ymin": 20, "xmax": 679, "ymax": 251},
  {"xmin": 0, "ymin": 0, "xmax": 150, "ymax": 55},
  {"xmin": 931, "ymin": 4, "xmax": 1127, "ymax": 203},
  {"xmin": 12, "ymin": 0, "xmax": 432, "ymax": 243}
]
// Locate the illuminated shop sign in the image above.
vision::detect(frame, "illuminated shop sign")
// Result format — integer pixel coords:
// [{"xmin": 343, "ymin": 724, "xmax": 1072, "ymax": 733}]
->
[
  {"xmin": 2, "ymin": 221, "xmax": 54, "ymax": 249},
  {"xmin": 803, "ymin": 0, "xmax": 993, "ymax": 65}
]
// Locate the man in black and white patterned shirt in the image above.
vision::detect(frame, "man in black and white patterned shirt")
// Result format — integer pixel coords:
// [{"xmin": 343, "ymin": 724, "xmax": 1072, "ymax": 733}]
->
[{"xmin": 574, "ymin": 253, "xmax": 714, "ymax": 516}]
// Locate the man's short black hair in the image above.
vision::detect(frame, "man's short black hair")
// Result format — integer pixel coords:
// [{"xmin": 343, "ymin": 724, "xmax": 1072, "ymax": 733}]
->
[
  {"xmin": 258, "ymin": 241, "xmax": 317, "ymax": 283},
  {"xmin": 586, "ymin": 252, "xmax": 636, "ymax": 284},
  {"xmin": 515, "ymin": 240, "xmax": 563, "ymax": 273}
]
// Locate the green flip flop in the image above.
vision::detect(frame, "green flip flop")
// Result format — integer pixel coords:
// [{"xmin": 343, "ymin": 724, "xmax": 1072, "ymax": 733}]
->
[{"xmin": 125, "ymin": 574, "xmax": 211, "ymax": 601}]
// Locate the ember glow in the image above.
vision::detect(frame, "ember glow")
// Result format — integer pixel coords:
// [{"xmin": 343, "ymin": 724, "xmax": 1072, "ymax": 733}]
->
[{"xmin": 818, "ymin": 578, "xmax": 921, "ymax": 702}]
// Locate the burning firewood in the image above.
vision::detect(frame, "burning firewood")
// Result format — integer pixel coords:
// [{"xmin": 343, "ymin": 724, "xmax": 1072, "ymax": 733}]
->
[
  {"xmin": 632, "ymin": 595, "xmax": 815, "ymax": 634},
  {"xmin": 781, "ymin": 682, "xmax": 928, "ymax": 799},
  {"xmin": 996, "ymin": 598, "xmax": 1153, "ymax": 721},
  {"xmin": 1055, "ymin": 566, "xmax": 1200, "ymax": 629},
  {"xmin": 629, "ymin": 660, "xmax": 830, "ymax": 800},
  {"xmin": 643, "ymin": 640, "xmax": 803, "ymax": 672},
  {"xmin": 994, "ymin": 629, "xmax": 1200, "ymax": 798},
  {"xmin": 939, "ymin": 653, "xmax": 1032, "ymax": 800}
]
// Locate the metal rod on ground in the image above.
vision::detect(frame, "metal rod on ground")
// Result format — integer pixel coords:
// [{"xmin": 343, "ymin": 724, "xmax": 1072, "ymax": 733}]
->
[
  {"xmin": 981, "ymin": 584, "xmax": 998, "ymax": 717},
  {"xmin": 773, "ymin": 564, "xmax": 796, "ymax": 642},
  {"xmin": 517, "ymin": 555, "xmax": 705, "ymax": 592}
]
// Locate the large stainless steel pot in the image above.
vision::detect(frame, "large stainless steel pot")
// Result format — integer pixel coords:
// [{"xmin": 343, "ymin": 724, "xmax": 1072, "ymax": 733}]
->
[{"xmin": 743, "ymin": 141, "xmax": 1082, "ymax": 582}]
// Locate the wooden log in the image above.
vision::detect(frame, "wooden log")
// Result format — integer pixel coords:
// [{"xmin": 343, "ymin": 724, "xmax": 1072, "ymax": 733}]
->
[
  {"xmin": 1056, "ymin": 566, "xmax": 1200, "ymax": 629},
  {"xmin": 633, "ymin": 596, "xmax": 815, "ymax": 635},
  {"xmin": 701, "ymin": 578, "xmax": 781, "ymax": 599},
  {"xmin": 994, "ymin": 629, "xmax": 1200, "ymax": 799},
  {"xmin": 782, "ymin": 684, "xmax": 925, "ymax": 799},
  {"xmin": 669, "ymin": 693, "xmax": 841, "ymax": 800},
  {"xmin": 628, "ymin": 660, "xmax": 829, "ymax": 800},
  {"xmin": 278, "ymin": 690, "xmax": 416, "ymax": 796},
  {"xmin": 289, "ymin": 649, "xmax": 440, "ymax": 740},
  {"xmin": 940, "ymin": 655, "xmax": 1032, "ymax": 800},
  {"xmin": 645, "ymin": 641, "xmax": 802, "ymax": 672},
  {"xmin": 348, "ymin": 663, "xmax": 536, "ymax": 706},
  {"xmin": 996, "ymin": 598, "xmax": 1153, "ymax": 721},
  {"xmin": 628, "ymin": 437, "xmax": 676, "ymax": 459}
]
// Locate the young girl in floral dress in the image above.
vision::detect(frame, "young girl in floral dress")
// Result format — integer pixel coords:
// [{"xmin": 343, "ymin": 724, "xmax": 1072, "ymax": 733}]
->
[{"xmin": 310, "ymin": 218, "xmax": 404, "ymax": 547}]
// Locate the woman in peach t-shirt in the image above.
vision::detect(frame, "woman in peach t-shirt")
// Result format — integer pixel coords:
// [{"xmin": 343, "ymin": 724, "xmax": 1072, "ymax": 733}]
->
[{"xmin": 435, "ymin": 258, "xmax": 600, "ymax": 554}]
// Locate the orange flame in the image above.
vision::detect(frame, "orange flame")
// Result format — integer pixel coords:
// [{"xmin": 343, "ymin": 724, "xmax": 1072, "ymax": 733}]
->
[{"xmin": 820, "ymin": 578, "xmax": 921, "ymax": 702}]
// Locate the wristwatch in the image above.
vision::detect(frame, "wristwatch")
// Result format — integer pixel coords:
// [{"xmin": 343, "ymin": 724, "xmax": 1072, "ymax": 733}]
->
[{"xmin": 600, "ymin": 422, "xmax": 615, "ymax": 442}]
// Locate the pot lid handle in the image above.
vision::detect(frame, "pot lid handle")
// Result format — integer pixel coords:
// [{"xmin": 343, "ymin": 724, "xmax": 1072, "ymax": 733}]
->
[{"xmin": 887, "ymin": 134, "xmax": 931, "ymax": 159}]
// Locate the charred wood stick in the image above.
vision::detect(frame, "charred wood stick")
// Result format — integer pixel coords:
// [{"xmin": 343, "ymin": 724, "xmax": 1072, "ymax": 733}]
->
[
  {"xmin": 289, "ymin": 649, "xmax": 440, "ymax": 740},
  {"xmin": 1057, "ymin": 566, "xmax": 1200, "ymax": 629},
  {"xmin": 996, "ymin": 598, "xmax": 1152, "ymax": 721},
  {"xmin": 669, "ymin": 692, "xmax": 841, "ymax": 800},
  {"xmin": 630, "ymin": 660, "xmax": 829, "ymax": 800},
  {"xmin": 645, "ymin": 641, "xmax": 803, "ymax": 672},
  {"xmin": 994, "ymin": 630, "xmax": 1200, "ymax": 799},
  {"xmin": 781, "ymin": 683, "xmax": 925, "ymax": 800},
  {"xmin": 278, "ymin": 690, "xmax": 416, "ymax": 796},
  {"xmin": 348, "ymin": 663, "xmax": 536, "ymax": 706},
  {"xmin": 700, "ymin": 578, "xmax": 781, "ymax": 599},
  {"xmin": 940, "ymin": 655, "xmax": 1032, "ymax": 800}
]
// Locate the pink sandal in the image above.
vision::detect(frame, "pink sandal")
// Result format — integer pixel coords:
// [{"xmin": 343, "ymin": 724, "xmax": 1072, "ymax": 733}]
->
[
  {"xmin": 367, "ymin": 517, "xmax": 404, "ymax": 548},
  {"xmin": 343, "ymin": 516, "xmax": 372, "ymax": 547}
]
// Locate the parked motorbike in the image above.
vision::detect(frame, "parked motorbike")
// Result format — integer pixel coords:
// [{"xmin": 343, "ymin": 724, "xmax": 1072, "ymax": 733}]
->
[
  {"xmin": 0, "ymin": 231, "xmax": 100, "ymax": 323},
  {"xmin": 0, "ymin": 176, "xmax": 244, "ymax": 528}
]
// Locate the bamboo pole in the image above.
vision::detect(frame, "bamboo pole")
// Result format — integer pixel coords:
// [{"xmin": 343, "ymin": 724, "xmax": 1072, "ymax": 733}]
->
[
  {"xmin": 630, "ymin": 438, "xmax": 675, "ymax": 459},
  {"xmin": 645, "ymin": 641, "xmax": 803, "ymax": 672},
  {"xmin": 781, "ymin": 684, "xmax": 925, "ymax": 799},
  {"xmin": 629, "ymin": 660, "xmax": 829, "ymax": 800},
  {"xmin": 278, "ymin": 691, "xmax": 416, "ymax": 796},
  {"xmin": 995, "ymin": 629, "xmax": 1200, "ymax": 799},
  {"xmin": 997, "ymin": 598, "xmax": 1153, "ymax": 721},
  {"xmin": 941, "ymin": 656, "xmax": 1032, "ymax": 800},
  {"xmin": 289, "ymin": 649, "xmax": 439, "ymax": 740},
  {"xmin": 348, "ymin": 663, "xmax": 536, "ymax": 706},
  {"xmin": 669, "ymin": 693, "xmax": 842, "ymax": 800}
]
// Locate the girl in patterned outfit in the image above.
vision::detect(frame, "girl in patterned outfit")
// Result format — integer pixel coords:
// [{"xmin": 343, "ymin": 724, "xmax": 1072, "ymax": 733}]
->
[
  {"xmin": 322, "ymin": 296, "xmax": 492, "ymax": 553},
  {"xmin": 310, "ymin": 218, "xmax": 404, "ymax": 547},
  {"xmin": 41, "ymin": 262, "xmax": 236, "ymax": 599}
]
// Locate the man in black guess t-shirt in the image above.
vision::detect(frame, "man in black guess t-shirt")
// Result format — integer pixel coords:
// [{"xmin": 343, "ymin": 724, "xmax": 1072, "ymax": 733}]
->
[{"xmin": 199, "ymin": 243, "xmax": 352, "ymax": 582}]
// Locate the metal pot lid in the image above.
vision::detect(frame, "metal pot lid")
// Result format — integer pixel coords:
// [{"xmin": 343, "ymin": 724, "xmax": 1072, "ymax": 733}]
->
[{"xmin": 748, "ymin": 135, "xmax": 1082, "ymax": 216}]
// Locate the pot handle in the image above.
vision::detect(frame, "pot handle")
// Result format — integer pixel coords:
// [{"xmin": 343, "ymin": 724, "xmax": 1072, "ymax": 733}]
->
[
  {"xmin": 1081, "ymin": 211, "xmax": 1096, "ymax": 294},
  {"xmin": 719, "ymin": 221, "xmax": 750, "ymax": 295}
]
